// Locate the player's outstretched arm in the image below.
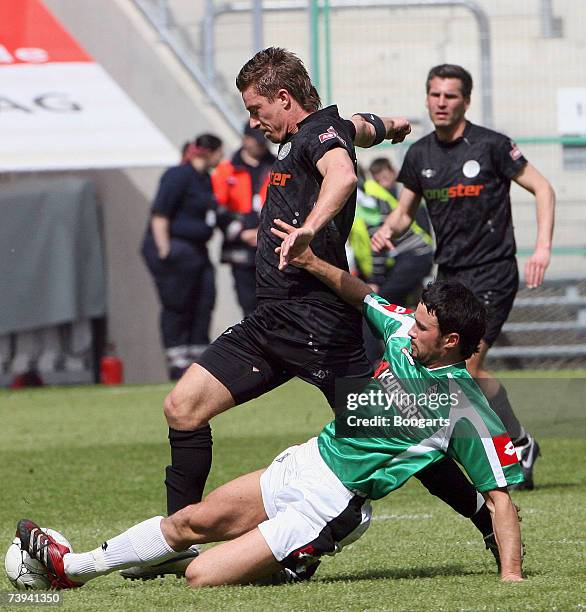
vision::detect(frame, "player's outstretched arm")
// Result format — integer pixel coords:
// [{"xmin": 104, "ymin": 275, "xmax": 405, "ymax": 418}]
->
[
  {"xmin": 278, "ymin": 148, "xmax": 357, "ymax": 270},
  {"xmin": 371, "ymin": 187, "xmax": 421, "ymax": 252},
  {"xmin": 272, "ymin": 219, "xmax": 371, "ymax": 310},
  {"xmin": 483, "ymin": 488, "xmax": 524, "ymax": 582},
  {"xmin": 350, "ymin": 114, "xmax": 411, "ymax": 148},
  {"xmin": 513, "ymin": 163, "xmax": 556, "ymax": 288}
]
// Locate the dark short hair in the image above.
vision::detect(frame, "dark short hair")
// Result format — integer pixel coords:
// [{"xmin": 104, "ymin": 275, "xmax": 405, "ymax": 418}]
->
[
  {"xmin": 369, "ymin": 157, "xmax": 395, "ymax": 176},
  {"xmin": 420, "ymin": 280, "xmax": 486, "ymax": 360},
  {"xmin": 426, "ymin": 64, "xmax": 473, "ymax": 99},
  {"xmin": 181, "ymin": 141, "xmax": 192, "ymax": 157},
  {"xmin": 236, "ymin": 47, "xmax": 321, "ymax": 112},
  {"xmin": 194, "ymin": 133, "xmax": 223, "ymax": 151}
]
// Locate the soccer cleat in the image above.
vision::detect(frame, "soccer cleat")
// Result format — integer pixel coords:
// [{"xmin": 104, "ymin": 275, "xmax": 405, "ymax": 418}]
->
[
  {"xmin": 119, "ymin": 545, "xmax": 200, "ymax": 581},
  {"xmin": 510, "ymin": 435, "xmax": 541, "ymax": 490},
  {"xmin": 16, "ymin": 519, "xmax": 82, "ymax": 590},
  {"xmin": 256, "ymin": 568, "xmax": 301, "ymax": 586},
  {"xmin": 484, "ymin": 532, "xmax": 501, "ymax": 571},
  {"xmin": 258, "ymin": 560, "xmax": 321, "ymax": 585}
]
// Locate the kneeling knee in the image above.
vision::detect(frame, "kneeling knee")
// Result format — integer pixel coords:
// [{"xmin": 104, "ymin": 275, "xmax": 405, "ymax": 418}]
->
[{"xmin": 185, "ymin": 560, "xmax": 215, "ymax": 588}]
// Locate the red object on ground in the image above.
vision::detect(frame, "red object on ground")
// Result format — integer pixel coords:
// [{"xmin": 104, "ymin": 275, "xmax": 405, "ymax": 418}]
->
[
  {"xmin": 100, "ymin": 355, "xmax": 123, "ymax": 384},
  {"xmin": 10, "ymin": 371, "xmax": 44, "ymax": 389}
]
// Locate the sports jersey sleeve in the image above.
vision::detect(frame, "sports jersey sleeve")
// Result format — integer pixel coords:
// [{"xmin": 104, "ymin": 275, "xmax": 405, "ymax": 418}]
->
[
  {"xmin": 151, "ymin": 167, "xmax": 188, "ymax": 217},
  {"xmin": 446, "ymin": 386, "xmax": 524, "ymax": 491},
  {"xmin": 362, "ymin": 293, "xmax": 414, "ymax": 342},
  {"xmin": 397, "ymin": 146, "xmax": 423, "ymax": 195},
  {"xmin": 301, "ymin": 121, "xmax": 353, "ymax": 169},
  {"xmin": 492, "ymin": 136, "xmax": 528, "ymax": 180}
]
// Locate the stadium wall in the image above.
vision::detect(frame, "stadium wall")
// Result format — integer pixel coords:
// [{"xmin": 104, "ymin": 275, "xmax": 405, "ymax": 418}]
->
[{"xmin": 40, "ymin": 0, "xmax": 242, "ymax": 383}]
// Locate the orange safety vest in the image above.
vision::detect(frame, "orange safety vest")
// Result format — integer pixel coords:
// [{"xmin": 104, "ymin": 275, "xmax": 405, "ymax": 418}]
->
[{"xmin": 212, "ymin": 159, "xmax": 270, "ymax": 213}]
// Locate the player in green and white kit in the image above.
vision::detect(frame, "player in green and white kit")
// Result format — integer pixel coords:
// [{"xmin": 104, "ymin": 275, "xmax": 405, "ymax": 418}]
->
[
  {"xmin": 18, "ymin": 223, "xmax": 524, "ymax": 588},
  {"xmin": 319, "ymin": 290, "xmax": 524, "ymax": 500}
]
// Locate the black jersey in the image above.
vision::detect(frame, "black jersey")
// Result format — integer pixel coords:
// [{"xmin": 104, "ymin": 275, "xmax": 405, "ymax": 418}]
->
[
  {"xmin": 397, "ymin": 122, "xmax": 527, "ymax": 268},
  {"xmin": 256, "ymin": 105, "xmax": 357, "ymax": 300}
]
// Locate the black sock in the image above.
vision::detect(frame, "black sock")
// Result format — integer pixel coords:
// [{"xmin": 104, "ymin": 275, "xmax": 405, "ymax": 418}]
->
[
  {"xmin": 166, "ymin": 425, "xmax": 213, "ymax": 516},
  {"xmin": 416, "ymin": 457, "xmax": 491, "ymax": 537},
  {"xmin": 487, "ymin": 385, "xmax": 525, "ymax": 442},
  {"xmin": 471, "ymin": 503, "xmax": 494, "ymax": 539}
]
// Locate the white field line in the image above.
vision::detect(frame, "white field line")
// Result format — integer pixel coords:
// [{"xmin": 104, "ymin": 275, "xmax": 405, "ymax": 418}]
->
[{"xmin": 372, "ymin": 513, "xmax": 433, "ymax": 521}]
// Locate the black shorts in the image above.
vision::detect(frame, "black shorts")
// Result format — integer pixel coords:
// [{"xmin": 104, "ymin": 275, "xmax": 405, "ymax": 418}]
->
[
  {"xmin": 199, "ymin": 297, "xmax": 372, "ymax": 408},
  {"xmin": 437, "ymin": 258, "xmax": 519, "ymax": 346}
]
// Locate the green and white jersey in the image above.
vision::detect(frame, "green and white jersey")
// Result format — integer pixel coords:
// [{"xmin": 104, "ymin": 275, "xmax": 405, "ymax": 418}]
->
[{"xmin": 318, "ymin": 293, "xmax": 524, "ymax": 499}]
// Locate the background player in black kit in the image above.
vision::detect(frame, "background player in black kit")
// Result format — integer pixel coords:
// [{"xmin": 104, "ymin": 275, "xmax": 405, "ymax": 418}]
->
[
  {"xmin": 373, "ymin": 64, "xmax": 556, "ymax": 490},
  {"xmin": 122, "ymin": 50, "xmax": 503, "ymax": 580}
]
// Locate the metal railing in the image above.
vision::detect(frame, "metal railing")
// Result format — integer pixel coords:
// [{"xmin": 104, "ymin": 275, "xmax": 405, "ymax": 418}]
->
[
  {"xmin": 208, "ymin": 0, "xmax": 494, "ymax": 126},
  {"xmin": 491, "ymin": 282, "xmax": 586, "ymax": 360},
  {"xmin": 131, "ymin": 0, "xmax": 244, "ymax": 136}
]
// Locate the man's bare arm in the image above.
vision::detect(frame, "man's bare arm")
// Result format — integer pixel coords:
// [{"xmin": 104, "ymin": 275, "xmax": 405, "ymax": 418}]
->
[
  {"xmin": 483, "ymin": 488, "xmax": 524, "ymax": 581},
  {"xmin": 371, "ymin": 187, "xmax": 422, "ymax": 252},
  {"xmin": 272, "ymin": 219, "xmax": 371, "ymax": 309},
  {"xmin": 278, "ymin": 148, "xmax": 356, "ymax": 270},
  {"xmin": 278, "ymin": 114, "xmax": 411, "ymax": 269},
  {"xmin": 351, "ymin": 114, "xmax": 411, "ymax": 148},
  {"xmin": 513, "ymin": 163, "xmax": 556, "ymax": 288}
]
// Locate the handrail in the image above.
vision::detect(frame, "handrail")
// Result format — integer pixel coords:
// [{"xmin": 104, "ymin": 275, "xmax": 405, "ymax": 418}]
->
[
  {"xmin": 131, "ymin": 0, "xmax": 243, "ymax": 136},
  {"xmin": 211, "ymin": 0, "xmax": 494, "ymax": 126},
  {"xmin": 490, "ymin": 345, "xmax": 586, "ymax": 357}
]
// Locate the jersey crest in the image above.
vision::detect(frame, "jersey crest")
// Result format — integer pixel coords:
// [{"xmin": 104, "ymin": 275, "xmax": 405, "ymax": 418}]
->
[
  {"xmin": 278, "ymin": 141, "xmax": 292, "ymax": 160},
  {"xmin": 462, "ymin": 159, "xmax": 480, "ymax": 178}
]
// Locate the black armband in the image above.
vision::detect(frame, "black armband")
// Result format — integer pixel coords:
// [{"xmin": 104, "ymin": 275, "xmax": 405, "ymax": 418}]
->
[{"xmin": 356, "ymin": 113, "xmax": 386, "ymax": 146}]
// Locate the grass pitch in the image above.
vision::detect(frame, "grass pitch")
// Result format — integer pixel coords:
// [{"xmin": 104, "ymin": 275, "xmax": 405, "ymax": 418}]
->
[{"xmin": 1, "ymin": 374, "xmax": 585, "ymax": 611}]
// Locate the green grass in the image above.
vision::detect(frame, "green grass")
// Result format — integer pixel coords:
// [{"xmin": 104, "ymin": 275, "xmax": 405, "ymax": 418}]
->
[{"xmin": 1, "ymin": 375, "xmax": 585, "ymax": 611}]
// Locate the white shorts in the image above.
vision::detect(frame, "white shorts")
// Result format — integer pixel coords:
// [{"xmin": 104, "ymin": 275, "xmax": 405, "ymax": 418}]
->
[{"xmin": 258, "ymin": 437, "xmax": 372, "ymax": 568}]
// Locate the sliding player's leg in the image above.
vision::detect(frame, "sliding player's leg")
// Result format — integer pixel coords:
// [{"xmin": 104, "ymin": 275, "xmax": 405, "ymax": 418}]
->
[
  {"xmin": 185, "ymin": 528, "xmax": 281, "ymax": 587},
  {"xmin": 17, "ymin": 470, "xmax": 267, "ymax": 588}
]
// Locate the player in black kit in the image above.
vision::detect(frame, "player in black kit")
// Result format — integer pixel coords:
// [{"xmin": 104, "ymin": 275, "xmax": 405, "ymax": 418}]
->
[
  {"xmin": 373, "ymin": 64, "xmax": 556, "ymax": 491},
  {"xmin": 121, "ymin": 50, "xmax": 503, "ymax": 581}
]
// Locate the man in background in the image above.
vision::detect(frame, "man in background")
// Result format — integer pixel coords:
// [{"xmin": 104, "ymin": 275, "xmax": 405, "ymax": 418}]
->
[
  {"xmin": 141, "ymin": 134, "xmax": 223, "ymax": 380},
  {"xmin": 213, "ymin": 125, "xmax": 276, "ymax": 316},
  {"xmin": 372, "ymin": 64, "xmax": 556, "ymax": 489}
]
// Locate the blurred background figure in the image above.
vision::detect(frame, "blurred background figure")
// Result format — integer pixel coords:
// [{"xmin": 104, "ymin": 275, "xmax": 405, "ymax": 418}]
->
[
  {"xmin": 212, "ymin": 124, "xmax": 276, "ymax": 316},
  {"xmin": 349, "ymin": 158, "xmax": 434, "ymax": 364},
  {"xmin": 141, "ymin": 134, "xmax": 223, "ymax": 380},
  {"xmin": 369, "ymin": 157, "xmax": 399, "ymax": 198},
  {"xmin": 367, "ymin": 158, "xmax": 434, "ymax": 309}
]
